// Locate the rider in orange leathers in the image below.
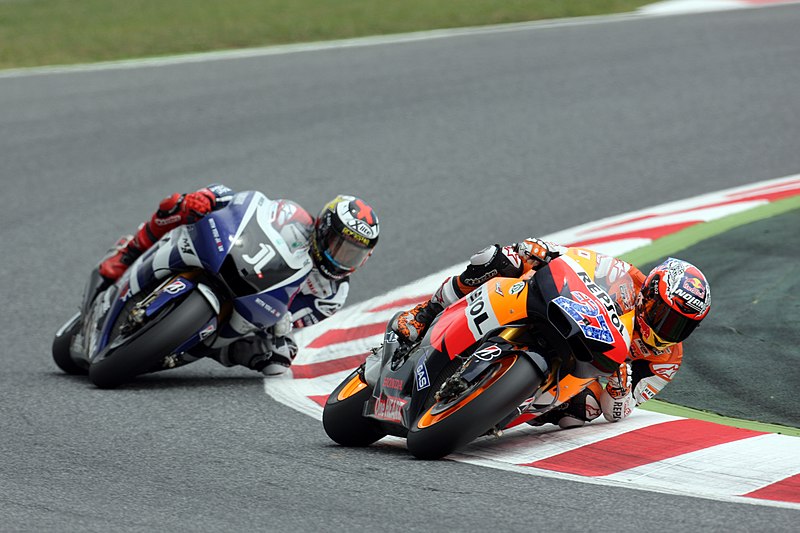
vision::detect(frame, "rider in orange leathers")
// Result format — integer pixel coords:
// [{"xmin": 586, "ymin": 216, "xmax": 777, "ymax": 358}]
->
[{"xmin": 390, "ymin": 239, "xmax": 711, "ymax": 428}]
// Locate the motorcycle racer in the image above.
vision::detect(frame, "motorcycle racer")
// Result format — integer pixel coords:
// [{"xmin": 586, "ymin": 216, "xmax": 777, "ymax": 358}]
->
[
  {"xmin": 99, "ymin": 184, "xmax": 379, "ymax": 376},
  {"xmin": 390, "ymin": 239, "xmax": 711, "ymax": 428}
]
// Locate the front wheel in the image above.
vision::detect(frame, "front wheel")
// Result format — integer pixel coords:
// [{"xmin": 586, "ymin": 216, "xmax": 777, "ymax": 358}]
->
[
  {"xmin": 52, "ymin": 312, "xmax": 87, "ymax": 375},
  {"xmin": 407, "ymin": 354, "xmax": 541, "ymax": 460},
  {"xmin": 88, "ymin": 290, "xmax": 215, "ymax": 389},
  {"xmin": 323, "ymin": 369, "xmax": 386, "ymax": 447}
]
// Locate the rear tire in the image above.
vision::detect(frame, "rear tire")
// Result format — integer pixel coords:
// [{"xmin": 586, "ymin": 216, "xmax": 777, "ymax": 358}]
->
[
  {"xmin": 407, "ymin": 355, "xmax": 540, "ymax": 460},
  {"xmin": 52, "ymin": 312, "xmax": 87, "ymax": 375},
  {"xmin": 323, "ymin": 370, "xmax": 386, "ymax": 447},
  {"xmin": 88, "ymin": 291, "xmax": 214, "ymax": 389}
]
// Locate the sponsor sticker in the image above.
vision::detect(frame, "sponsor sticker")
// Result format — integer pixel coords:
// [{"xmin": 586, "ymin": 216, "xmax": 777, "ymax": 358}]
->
[
  {"xmin": 199, "ymin": 323, "xmax": 216, "ymax": 340},
  {"xmin": 415, "ymin": 360, "xmax": 430, "ymax": 390},
  {"xmin": 683, "ymin": 276, "xmax": 706, "ymax": 298},
  {"xmin": 509, "ymin": 281, "xmax": 525, "ymax": 295},
  {"xmin": 383, "ymin": 377, "xmax": 404, "ymax": 390},
  {"xmin": 494, "ymin": 282, "xmax": 504, "ymax": 296},
  {"xmin": 164, "ymin": 279, "xmax": 187, "ymax": 295},
  {"xmin": 553, "ymin": 292, "xmax": 615, "ymax": 344},
  {"xmin": 373, "ymin": 395, "xmax": 407, "ymax": 423},
  {"xmin": 208, "ymin": 218, "xmax": 225, "ymax": 252},
  {"xmin": 473, "ymin": 344, "xmax": 503, "ymax": 361}
]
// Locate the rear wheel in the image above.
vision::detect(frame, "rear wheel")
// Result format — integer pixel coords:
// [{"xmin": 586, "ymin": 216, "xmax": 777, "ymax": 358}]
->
[
  {"xmin": 406, "ymin": 355, "xmax": 540, "ymax": 460},
  {"xmin": 52, "ymin": 312, "xmax": 87, "ymax": 375},
  {"xmin": 88, "ymin": 290, "xmax": 214, "ymax": 389},
  {"xmin": 323, "ymin": 370, "xmax": 386, "ymax": 447}
]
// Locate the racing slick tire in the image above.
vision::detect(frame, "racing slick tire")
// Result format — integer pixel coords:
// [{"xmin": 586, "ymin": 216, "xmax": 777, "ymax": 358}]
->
[
  {"xmin": 407, "ymin": 354, "xmax": 540, "ymax": 460},
  {"xmin": 52, "ymin": 312, "xmax": 88, "ymax": 375},
  {"xmin": 323, "ymin": 369, "xmax": 387, "ymax": 447},
  {"xmin": 88, "ymin": 290, "xmax": 214, "ymax": 389}
]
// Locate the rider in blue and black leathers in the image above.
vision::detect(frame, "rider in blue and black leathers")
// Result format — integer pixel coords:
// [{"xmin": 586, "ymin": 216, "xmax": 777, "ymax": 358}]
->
[{"xmin": 99, "ymin": 184, "xmax": 379, "ymax": 376}]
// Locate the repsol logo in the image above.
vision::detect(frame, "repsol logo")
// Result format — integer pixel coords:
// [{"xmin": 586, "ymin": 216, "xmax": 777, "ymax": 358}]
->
[
  {"xmin": 578, "ymin": 272, "xmax": 625, "ymax": 336},
  {"xmin": 467, "ymin": 290, "xmax": 490, "ymax": 335}
]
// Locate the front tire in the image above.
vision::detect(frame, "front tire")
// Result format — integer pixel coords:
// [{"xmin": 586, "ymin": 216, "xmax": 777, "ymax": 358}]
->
[
  {"xmin": 52, "ymin": 312, "xmax": 87, "ymax": 375},
  {"xmin": 407, "ymin": 355, "xmax": 540, "ymax": 460},
  {"xmin": 323, "ymin": 370, "xmax": 386, "ymax": 447},
  {"xmin": 88, "ymin": 291, "xmax": 214, "ymax": 389}
]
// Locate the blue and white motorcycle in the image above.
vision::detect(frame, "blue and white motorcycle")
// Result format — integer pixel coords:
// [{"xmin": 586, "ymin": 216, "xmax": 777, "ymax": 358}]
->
[{"xmin": 52, "ymin": 191, "xmax": 315, "ymax": 388}]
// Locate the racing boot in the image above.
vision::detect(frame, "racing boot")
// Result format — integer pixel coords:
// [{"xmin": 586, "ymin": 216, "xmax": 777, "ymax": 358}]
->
[
  {"xmin": 390, "ymin": 299, "xmax": 443, "ymax": 343},
  {"xmin": 212, "ymin": 333, "xmax": 298, "ymax": 377},
  {"xmin": 98, "ymin": 189, "xmax": 216, "ymax": 282},
  {"xmin": 527, "ymin": 384, "xmax": 603, "ymax": 429},
  {"xmin": 390, "ymin": 273, "xmax": 463, "ymax": 343},
  {"xmin": 261, "ymin": 335, "xmax": 299, "ymax": 376},
  {"xmin": 98, "ymin": 235, "xmax": 145, "ymax": 282}
]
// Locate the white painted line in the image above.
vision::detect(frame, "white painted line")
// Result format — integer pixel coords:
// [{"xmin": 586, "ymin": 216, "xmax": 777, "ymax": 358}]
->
[
  {"xmin": 5, "ymin": 1, "xmax": 799, "ymax": 80},
  {"xmin": 0, "ymin": 14, "xmax": 644, "ymax": 80},
  {"xmin": 604, "ymin": 434, "xmax": 800, "ymax": 498}
]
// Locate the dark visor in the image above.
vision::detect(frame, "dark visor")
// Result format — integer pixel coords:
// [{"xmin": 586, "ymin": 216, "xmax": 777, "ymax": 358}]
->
[
  {"xmin": 642, "ymin": 298, "xmax": 699, "ymax": 343},
  {"xmin": 325, "ymin": 233, "xmax": 371, "ymax": 270}
]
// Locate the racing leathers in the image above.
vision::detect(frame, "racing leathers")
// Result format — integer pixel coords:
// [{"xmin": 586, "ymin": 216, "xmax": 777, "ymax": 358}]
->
[
  {"xmin": 390, "ymin": 238, "xmax": 682, "ymax": 427},
  {"xmin": 98, "ymin": 184, "xmax": 351, "ymax": 376}
]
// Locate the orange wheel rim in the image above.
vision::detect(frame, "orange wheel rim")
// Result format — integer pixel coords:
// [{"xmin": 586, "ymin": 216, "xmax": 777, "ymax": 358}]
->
[
  {"xmin": 416, "ymin": 355, "xmax": 518, "ymax": 429},
  {"xmin": 337, "ymin": 373, "xmax": 368, "ymax": 401}
]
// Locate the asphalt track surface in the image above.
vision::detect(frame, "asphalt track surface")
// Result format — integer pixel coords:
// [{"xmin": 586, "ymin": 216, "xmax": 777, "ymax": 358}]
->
[{"xmin": 2, "ymin": 5, "xmax": 800, "ymax": 532}]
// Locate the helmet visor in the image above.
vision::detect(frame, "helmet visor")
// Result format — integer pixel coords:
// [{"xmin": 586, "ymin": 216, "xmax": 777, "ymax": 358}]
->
[
  {"xmin": 641, "ymin": 297, "xmax": 699, "ymax": 344},
  {"xmin": 324, "ymin": 233, "xmax": 372, "ymax": 271}
]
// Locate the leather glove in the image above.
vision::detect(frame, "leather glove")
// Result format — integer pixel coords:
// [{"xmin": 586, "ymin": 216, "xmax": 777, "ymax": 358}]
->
[
  {"xmin": 180, "ymin": 189, "xmax": 216, "ymax": 223},
  {"xmin": 153, "ymin": 188, "xmax": 216, "ymax": 230},
  {"xmin": 606, "ymin": 363, "xmax": 632, "ymax": 399},
  {"xmin": 390, "ymin": 300, "xmax": 443, "ymax": 343},
  {"xmin": 601, "ymin": 363, "xmax": 635, "ymax": 422},
  {"xmin": 515, "ymin": 238, "xmax": 561, "ymax": 268},
  {"xmin": 262, "ymin": 335, "xmax": 299, "ymax": 376}
]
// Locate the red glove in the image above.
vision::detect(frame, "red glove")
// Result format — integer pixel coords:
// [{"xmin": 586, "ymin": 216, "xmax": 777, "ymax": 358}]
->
[
  {"xmin": 140, "ymin": 188, "xmax": 216, "ymax": 247},
  {"xmin": 181, "ymin": 189, "xmax": 216, "ymax": 222},
  {"xmin": 153, "ymin": 189, "xmax": 215, "ymax": 228}
]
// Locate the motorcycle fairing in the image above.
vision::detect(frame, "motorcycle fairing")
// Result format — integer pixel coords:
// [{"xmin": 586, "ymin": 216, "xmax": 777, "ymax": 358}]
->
[
  {"xmin": 365, "ymin": 320, "xmax": 461, "ymax": 433},
  {"xmin": 101, "ymin": 192, "xmax": 313, "ymax": 351},
  {"xmin": 429, "ymin": 277, "xmax": 531, "ymax": 359},
  {"xmin": 192, "ymin": 192, "xmax": 313, "ymax": 293},
  {"xmin": 534, "ymin": 250, "xmax": 634, "ymax": 371}
]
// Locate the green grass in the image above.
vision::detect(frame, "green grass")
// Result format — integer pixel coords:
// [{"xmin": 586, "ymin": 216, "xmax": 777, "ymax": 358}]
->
[
  {"xmin": 621, "ymin": 196, "xmax": 800, "ymax": 432},
  {"xmin": 621, "ymin": 194, "xmax": 800, "ymax": 267},
  {"xmin": 640, "ymin": 400, "xmax": 800, "ymax": 437},
  {"xmin": 0, "ymin": 0, "xmax": 652, "ymax": 70}
]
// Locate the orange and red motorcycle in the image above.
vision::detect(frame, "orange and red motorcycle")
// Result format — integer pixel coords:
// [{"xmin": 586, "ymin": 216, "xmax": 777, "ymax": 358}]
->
[{"xmin": 323, "ymin": 248, "xmax": 636, "ymax": 459}]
